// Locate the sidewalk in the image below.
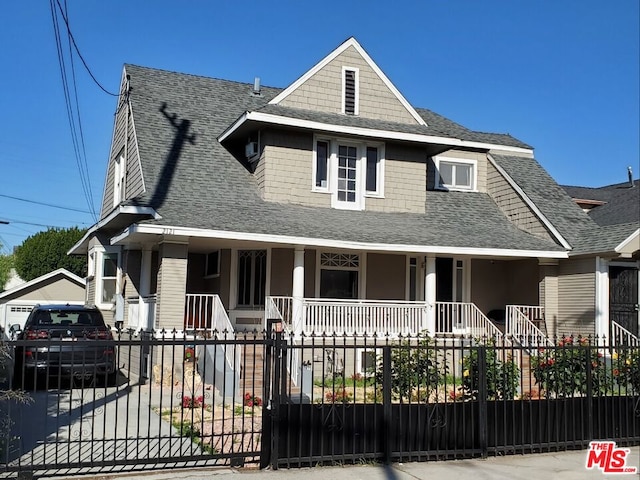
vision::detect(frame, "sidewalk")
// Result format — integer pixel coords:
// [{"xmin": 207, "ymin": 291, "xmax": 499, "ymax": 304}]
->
[{"xmin": 56, "ymin": 449, "xmax": 640, "ymax": 480}]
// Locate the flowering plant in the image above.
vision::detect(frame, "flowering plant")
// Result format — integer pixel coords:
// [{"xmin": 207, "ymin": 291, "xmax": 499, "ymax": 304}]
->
[
  {"xmin": 532, "ymin": 336, "xmax": 612, "ymax": 398},
  {"xmin": 612, "ymin": 348, "xmax": 640, "ymax": 394},
  {"xmin": 182, "ymin": 395, "xmax": 204, "ymax": 408},
  {"xmin": 325, "ymin": 388, "xmax": 352, "ymax": 403},
  {"xmin": 244, "ymin": 392, "xmax": 263, "ymax": 408}
]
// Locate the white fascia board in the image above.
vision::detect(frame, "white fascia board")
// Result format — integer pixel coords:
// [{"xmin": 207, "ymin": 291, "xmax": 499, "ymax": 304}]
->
[
  {"xmin": 487, "ymin": 154, "xmax": 572, "ymax": 250},
  {"xmin": 67, "ymin": 206, "xmax": 161, "ymax": 255},
  {"xmin": 268, "ymin": 38, "xmax": 427, "ymax": 126},
  {"xmin": 219, "ymin": 111, "xmax": 534, "ymax": 155},
  {"xmin": 616, "ymin": 228, "xmax": 640, "ymax": 253},
  {"xmin": 0, "ymin": 268, "xmax": 85, "ymax": 300},
  {"xmin": 111, "ymin": 223, "xmax": 568, "ymax": 260}
]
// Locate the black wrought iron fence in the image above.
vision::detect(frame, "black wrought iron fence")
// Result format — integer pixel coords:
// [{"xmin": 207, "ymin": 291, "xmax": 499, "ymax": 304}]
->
[
  {"xmin": 1, "ymin": 329, "xmax": 638, "ymax": 477},
  {"xmin": 266, "ymin": 332, "xmax": 640, "ymax": 468}
]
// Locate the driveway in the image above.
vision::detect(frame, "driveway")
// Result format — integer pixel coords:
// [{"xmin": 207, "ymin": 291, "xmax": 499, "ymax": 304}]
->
[{"xmin": 3, "ymin": 375, "xmax": 204, "ymax": 476}]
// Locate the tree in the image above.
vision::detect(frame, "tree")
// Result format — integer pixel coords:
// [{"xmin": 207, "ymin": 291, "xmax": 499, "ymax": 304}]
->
[
  {"xmin": 13, "ymin": 227, "xmax": 87, "ymax": 281},
  {"xmin": 0, "ymin": 252, "xmax": 13, "ymax": 292}
]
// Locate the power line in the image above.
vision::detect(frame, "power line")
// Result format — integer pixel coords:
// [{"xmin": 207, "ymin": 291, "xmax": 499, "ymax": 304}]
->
[
  {"xmin": 0, "ymin": 193, "xmax": 93, "ymax": 214},
  {"xmin": 53, "ymin": 0, "xmax": 118, "ymax": 97},
  {"xmin": 49, "ymin": 0, "xmax": 98, "ymax": 221}
]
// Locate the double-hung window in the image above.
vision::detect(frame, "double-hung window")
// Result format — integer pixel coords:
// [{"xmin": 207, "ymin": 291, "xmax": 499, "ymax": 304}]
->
[
  {"xmin": 91, "ymin": 247, "xmax": 121, "ymax": 308},
  {"xmin": 434, "ymin": 156, "xmax": 477, "ymax": 191},
  {"xmin": 313, "ymin": 137, "xmax": 384, "ymax": 209}
]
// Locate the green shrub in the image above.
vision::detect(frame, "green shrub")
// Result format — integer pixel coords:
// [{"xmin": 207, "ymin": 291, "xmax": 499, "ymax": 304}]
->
[
  {"xmin": 459, "ymin": 340, "xmax": 520, "ymax": 401},
  {"xmin": 613, "ymin": 348, "xmax": 640, "ymax": 394},
  {"xmin": 532, "ymin": 336, "xmax": 613, "ymax": 398},
  {"xmin": 375, "ymin": 334, "xmax": 446, "ymax": 402}
]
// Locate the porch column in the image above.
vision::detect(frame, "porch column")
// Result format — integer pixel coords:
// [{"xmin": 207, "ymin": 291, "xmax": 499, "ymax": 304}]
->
[
  {"xmin": 424, "ymin": 256, "xmax": 436, "ymax": 335},
  {"xmin": 594, "ymin": 257, "xmax": 609, "ymax": 344},
  {"xmin": 139, "ymin": 246, "xmax": 153, "ymax": 330},
  {"xmin": 539, "ymin": 259, "xmax": 559, "ymax": 338},
  {"xmin": 156, "ymin": 238, "xmax": 188, "ymax": 331},
  {"xmin": 292, "ymin": 246, "xmax": 305, "ymax": 335}
]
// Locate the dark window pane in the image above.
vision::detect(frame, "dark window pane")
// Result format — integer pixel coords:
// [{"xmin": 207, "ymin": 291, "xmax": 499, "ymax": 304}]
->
[
  {"xmin": 366, "ymin": 147, "xmax": 378, "ymax": 192},
  {"xmin": 320, "ymin": 270, "xmax": 358, "ymax": 299},
  {"xmin": 103, "ymin": 253, "xmax": 118, "ymax": 277},
  {"xmin": 316, "ymin": 141, "xmax": 328, "ymax": 188}
]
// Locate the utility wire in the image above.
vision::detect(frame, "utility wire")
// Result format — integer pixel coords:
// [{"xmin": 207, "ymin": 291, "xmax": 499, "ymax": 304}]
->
[
  {"xmin": 0, "ymin": 193, "xmax": 92, "ymax": 213},
  {"xmin": 54, "ymin": 0, "xmax": 118, "ymax": 97},
  {"xmin": 49, "ymin": 0, "xmax": 98, "ymax": 221}
]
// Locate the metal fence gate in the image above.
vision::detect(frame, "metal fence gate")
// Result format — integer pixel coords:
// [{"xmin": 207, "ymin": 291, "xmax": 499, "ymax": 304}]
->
[{"xmin": 1, "ymin": 331, "xmax": 268, "ymax": 478}]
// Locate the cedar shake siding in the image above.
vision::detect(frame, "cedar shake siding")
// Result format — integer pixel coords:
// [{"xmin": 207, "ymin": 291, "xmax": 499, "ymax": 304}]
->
[
  {"xmin": 260, "ymin": 129, "xmax": 427, "ymax": 213},
  {"xmin": 486, "ymin": 159, "xmax": 556, "ymax": 242},
  {"xmin": 279, "ymin": 46, "xmax": 419, "ymax": 125}
]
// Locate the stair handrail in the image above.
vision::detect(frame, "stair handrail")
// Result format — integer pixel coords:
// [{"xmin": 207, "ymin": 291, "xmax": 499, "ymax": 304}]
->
[
  {"xmin": 611, "ymin": 321, "xmax": 639, "ymax": 347},
  {"xmin": 266, "ymin": 296, "xmax": 300, "ymax": 386},
  {"xmin": 506, "ymin": 305, "xmax": 553, "ymax": 349}
]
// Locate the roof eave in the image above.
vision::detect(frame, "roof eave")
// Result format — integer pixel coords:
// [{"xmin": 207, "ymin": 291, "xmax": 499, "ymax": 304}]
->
[{"xmin": 219, "ymin": 111, "xmax": 534, "ymax": 155}]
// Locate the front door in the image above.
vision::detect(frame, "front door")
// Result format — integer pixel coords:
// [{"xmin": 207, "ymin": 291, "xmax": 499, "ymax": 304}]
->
[{"xmin": 610, "ymin": 265, "xmax": 640, "ymax": 337}]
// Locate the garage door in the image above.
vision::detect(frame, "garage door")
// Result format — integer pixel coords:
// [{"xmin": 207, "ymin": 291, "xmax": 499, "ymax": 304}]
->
[{"xmin": 4, "ymin": 304, "xmax": 36, "ymax": 330}]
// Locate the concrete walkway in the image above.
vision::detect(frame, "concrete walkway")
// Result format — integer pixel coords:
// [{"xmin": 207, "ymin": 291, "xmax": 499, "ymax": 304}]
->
[{"xmin": 53, "ymin": 449, "xmax": 640, "ymax": 480}]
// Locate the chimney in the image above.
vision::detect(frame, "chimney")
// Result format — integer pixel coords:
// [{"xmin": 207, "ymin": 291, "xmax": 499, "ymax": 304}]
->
[
  {"xmin": 628, "ymin": 166, "xmax": 634, "ymax": 188},
  {"xmin": 253, "ymin": 77, "xmax": 261, "ymax": 96}
]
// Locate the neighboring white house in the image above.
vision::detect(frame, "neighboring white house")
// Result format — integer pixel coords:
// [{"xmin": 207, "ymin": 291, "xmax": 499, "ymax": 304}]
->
[{"xmin": 0, "ymin": 268, "xmax": 85, "ymax": 332}]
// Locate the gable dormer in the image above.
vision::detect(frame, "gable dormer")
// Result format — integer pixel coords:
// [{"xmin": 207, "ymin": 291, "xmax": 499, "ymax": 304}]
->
[{"xmin": 268, "ymin": 37, "xmax": 426, "ymax": 126}]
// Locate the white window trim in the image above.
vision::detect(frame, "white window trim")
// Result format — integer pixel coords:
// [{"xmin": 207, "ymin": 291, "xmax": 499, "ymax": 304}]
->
[
  {"xmin": 341, "ymin": 66, "xmax": 359, "ymax": 116},
  {"xmin": 356, "ymin": 347, "xmax": 381, "ymax": 376},
  {"xmin": 364, "ymin": 144, "xmax": 385, "ymax": 198},
  {"xmin": 315, "ymin": 250, "xmax": 365, "ymax": 298},
  {"xmin": 312, "ymin": 135, "xmax": 385, "ymax": 209},
  {"xmin": 92, "ymin": 246, "xmax": 121, "ymax": 310},
  {"xmin": 312, "ymin": 137, "xmax": 331, "ymax": 193},
  {"xmin": 433, "ymin": 156, "xmax": 477, "ymax": 192},
  {"xmin": 113, "ymin": 152, "xmax": 126, "ymax": 207}
]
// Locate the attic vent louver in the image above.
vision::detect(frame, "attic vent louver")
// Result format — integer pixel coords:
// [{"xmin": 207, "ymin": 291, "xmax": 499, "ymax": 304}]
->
[{"xmin": 344, "ymin": 69, "xmax": 356, "ymax": 115}]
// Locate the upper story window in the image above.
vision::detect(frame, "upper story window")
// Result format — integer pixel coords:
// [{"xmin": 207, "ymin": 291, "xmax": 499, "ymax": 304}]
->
[
  {"xmin": 342, "ymin": 67, "xmax": 359, "ymax": 116},
  {"xmin": 434, "ymin": 156, "xmax": 477, "ymax": 192},
  {"xmin": 313, "ymin": 136, "xmax": 385, "ymax": 210},
  {"xmin": 113, "ymin": 150, "xmax": 126, "ymax": 207}
]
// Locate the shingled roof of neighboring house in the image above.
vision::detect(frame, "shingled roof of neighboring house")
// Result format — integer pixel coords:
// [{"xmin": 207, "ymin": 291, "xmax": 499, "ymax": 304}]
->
[
  {"xmin": 490, "ymin": 154, "xmax": 597, "ymax": 247},
  {"xmin": 562, "ymin": 179, "xmax": 640, "ymax": 227},
  {"xmin": 119, "ymin": 64, "xmax": 563, "ymax": 253}
]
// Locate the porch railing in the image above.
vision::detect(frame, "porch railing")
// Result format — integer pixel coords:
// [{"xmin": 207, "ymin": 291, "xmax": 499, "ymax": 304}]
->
[
  {"xmin": 611, "ymin": 320, "xmax": 640, "ymax": 347},
  {"xmin": 267, "ymin": 296, "xmax": 428, "ymax": 336},
  {"xmin": 126, "ymin": 295, "xmax": 156, "ymax": 331},
  {"xmin": 185, "ymin": 293, "xmax": 234, "ymax": 334},
  {"xmin": 506, "ymin": 304, "xmax": 552, "ymax": 348},
  {"xmin": 435, "ymin": 301, "xmax": 506, "ymax": 342}
]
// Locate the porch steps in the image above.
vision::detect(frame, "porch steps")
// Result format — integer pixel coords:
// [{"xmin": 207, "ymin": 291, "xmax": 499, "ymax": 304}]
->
[
  {"xmin": 519, "ymin": 351, "xmax": 543, "ymax": 399},
  {"xmin": 240, "ymin": 343, "xmax": 265, "ymax": 400}
]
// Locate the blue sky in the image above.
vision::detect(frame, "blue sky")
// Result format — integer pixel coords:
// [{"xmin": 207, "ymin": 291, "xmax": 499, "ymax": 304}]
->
[{"xmin": 0, "ymin": 1, "xmax": 638, "ymax": 253}]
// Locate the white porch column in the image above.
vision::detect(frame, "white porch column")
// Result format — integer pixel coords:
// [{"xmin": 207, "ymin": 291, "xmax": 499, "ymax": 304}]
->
[
  {"xmin": 595, "ymin": 256, "xmax": 609, "ymax": 344},
  {"xmin": 292, "ymin": 246, "xmax": 305, "ymax": 335},
  {"xmin": 140, "ymin": 247, "xmax": 153, "ymax": 330},
  {"xmin": 424, "ymin": 256, "xmax": 437, "ymax": 335}
]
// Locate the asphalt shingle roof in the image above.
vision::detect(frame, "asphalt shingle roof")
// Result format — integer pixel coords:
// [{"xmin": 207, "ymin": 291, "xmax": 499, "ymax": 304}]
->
[
  {"xmin": 562, "ymin": 180, "xmax": 640, "ymax": 227},
  {"xmin": 490, "ymin": 154, "xmax": 597, "ymax": 247},
  {"xmin": 119, "ymin": 64, "xmax": 564, "ymax": 254}
]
